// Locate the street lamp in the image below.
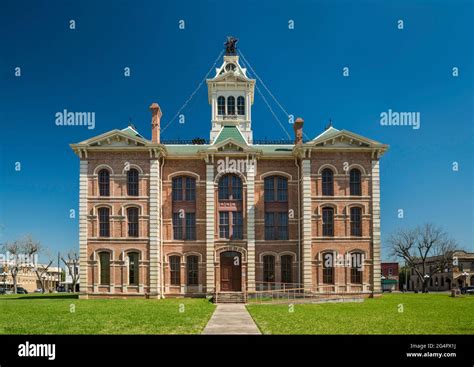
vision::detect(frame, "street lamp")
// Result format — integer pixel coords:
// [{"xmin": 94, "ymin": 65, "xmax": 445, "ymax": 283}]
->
[
  {"xmin": 423, "ymin": 274, "xmax": 430, "ymax": 293},
  {"xmin": 461, "ymin": 271, "xmax": 469, "ymax": 288}
]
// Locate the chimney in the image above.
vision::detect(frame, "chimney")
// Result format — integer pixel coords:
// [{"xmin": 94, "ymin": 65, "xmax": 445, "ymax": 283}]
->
[
  {"xmin": 293, "ymin": 117, "xmax": 304, "ymax": 145},
  {"xmin": 150, "ymin": 103, "xmax": 162, "ymax": 143}
]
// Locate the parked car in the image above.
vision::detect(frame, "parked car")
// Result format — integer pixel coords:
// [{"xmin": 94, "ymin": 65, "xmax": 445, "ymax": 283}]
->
[
  {"xmin": 0, "ymin": 287, "xmax": 6, "ymax": 295},
  {"xmin": 16, "ymin": 287, "xmax": 28, "ymax": 294},
  {"xmin": 57, "ymin": 285, "xmax": 67, "ymax": 293},
  {"xmin": 34, "ymin": 288, "xmax": 44, "ymax": 293},
  {"xmin": 460, "ymin": 286, "xmax": 474, "ymax": 295}
]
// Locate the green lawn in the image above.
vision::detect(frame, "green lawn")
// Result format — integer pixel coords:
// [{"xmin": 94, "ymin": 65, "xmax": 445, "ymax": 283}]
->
[
  {"xmin": 246, "ymin": 293, "xmax": 474, "ymax": 334},
  {"xmin": 0, "ymin": 294, "xmax": 215, "ymax": 334}
]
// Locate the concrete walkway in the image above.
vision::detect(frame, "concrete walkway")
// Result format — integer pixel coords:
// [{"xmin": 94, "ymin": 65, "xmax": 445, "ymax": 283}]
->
[{"xmin": 202, "ymin": 304, "xmax": 261, "ymax": 335}]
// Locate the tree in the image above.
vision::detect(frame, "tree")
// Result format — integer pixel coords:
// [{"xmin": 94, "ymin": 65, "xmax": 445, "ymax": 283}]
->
[
  {"xmin": 2, "ymin": 240, "xmax": 21, "ymax": 294},
  {"xmin": 61, "ymin": 250, "xmax": 80, "ymax": 292},
  {"xmin": 389, "ymin": 223, "xmax": 458, "ymax": 293}
]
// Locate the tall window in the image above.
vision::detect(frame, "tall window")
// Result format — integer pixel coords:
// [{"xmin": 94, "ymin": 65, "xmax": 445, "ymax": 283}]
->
[
  {"xmin": 322, "ymin": 207, "xmax": 334, "ymax": 236},
  {"xmin": 350, "ymin": 169, "xmax": 361, "ymax": 196},
  {"xmin": 127, "ymin": 168, "xmax": 139, "ymax": 196},
  {"xmin": 281, "ymin": 255, "xmax": 292, "ymax": 283},
  {"xmin": 350, "ymin": 252, "xmax": 363, "ymax": 284},
  {"xmin": 173, "ymin": 176, "xmax": 196, "ymax": 201},
  {"xmin": 219, "ymin": 174, "xmax": 242, "ymax": 200},
  {"xmin": 219, "ymin": 212, "xmax": 230, "ymax": 238},
  {"xmin": 321, "ymin": 168, "xmax": 334, "ymax": 196},
  {"xmin": 127, "ymin": 207, "xmax": 139, "ymax": 237},
  {"xmin": 263, "ymin": 255, "xmax": 275, "ymax": 283},
  {"xmin": 237, "ymin": 96, "xmax": 245, "ymax": 115},
  {"xmin": 187, "ymin": 256, "xmax": 198, "ymax": 286},
  {"xmin": 265, "ymin": 212, "xmax": 288, "ymax": 240},
  {"xmin": 173, "ymin": 212, "xmax": 196, "ymax": 240},
  {"xmin": 265, "ymin": 176, "xmax": 289, "ymax": 240},
  {"xmin": 227, "ymin": 96, "xmax": 235, "ymax": 115},
  {"xmin": 322, "ymin": 252, "xmax": 334, "ymax": 284},
  {"xmin": 217, "ymin": 96, "xmax": 225, "ymax": 115},
  {"xmin": 232, "ymin": 212, "xmax": 243, "ymax": 240},
  {"xmin": 98, "ymin": 169, "xmax": 110, "ymax": 196},
  {"xmin": 264, "ymin": 176, "xmax": 288, "ymax": 202},
  {"xmin": 128, "ymin": 252, "xmax": 139, "ymax": 286},
  {"xmin": 99, "ymin": 252, "xmax": 110, "ymax": 285},
  {"xmin": 350, "ymin": 207, "xmax": 362, "ymax": 237},
  {"xmin": 170, "ymin": 256, "xmax": 181, "ymax": 286},
  {"xmin": 98, "ymin": 207, "xmax": 110, "ymax": 237}
]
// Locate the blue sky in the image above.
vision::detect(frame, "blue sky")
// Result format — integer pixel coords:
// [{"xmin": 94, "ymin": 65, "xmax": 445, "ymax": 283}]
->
[{"xmin": 0, "ymin": 0, "xmax": 472, "ymax": 261}]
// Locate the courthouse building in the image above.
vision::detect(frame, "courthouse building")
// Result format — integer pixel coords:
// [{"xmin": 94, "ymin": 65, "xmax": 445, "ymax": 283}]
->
[{"xmin": 71, "ymin": 43, "xmax": 388, "ymax": 299}]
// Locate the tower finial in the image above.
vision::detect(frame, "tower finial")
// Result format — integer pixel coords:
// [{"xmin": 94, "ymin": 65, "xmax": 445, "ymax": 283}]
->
[
  {"xmin": 325, "ymin": 118, "xmax": 333, "ymax": 130},
  {"xmin": 224, "ymin": 36, "xmax": 238, "ymax": 55}
]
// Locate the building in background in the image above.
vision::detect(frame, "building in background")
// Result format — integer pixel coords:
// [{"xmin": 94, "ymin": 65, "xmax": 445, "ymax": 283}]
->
[
  {"xmin": 0, "ymin": 263, "xmax": 61, "ymax": 293},
  {"xmin": 71, "ymin": 40, "xmax": 388, "ymax": 300},
  {"xmin": 409, "ymin": 250, "xmax": 474, "ymax": 292},
  {"xmin": 381, "ymin": 262, "xmax": 399, "ymax": 292}
]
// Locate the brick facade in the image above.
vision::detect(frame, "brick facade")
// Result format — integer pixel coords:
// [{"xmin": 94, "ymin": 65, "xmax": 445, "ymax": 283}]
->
[{"xmin": 71, "ymin": 51, "xmax": 388, "ymax": 299}]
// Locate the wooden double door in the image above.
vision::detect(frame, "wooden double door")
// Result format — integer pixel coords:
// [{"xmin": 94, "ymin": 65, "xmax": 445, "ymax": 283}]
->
[{"xmin": 220, "ymin": 251, "xmax": 242, "ymax": 292}]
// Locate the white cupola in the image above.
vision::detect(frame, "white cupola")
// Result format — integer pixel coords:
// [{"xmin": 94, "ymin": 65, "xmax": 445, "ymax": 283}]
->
[{"xmin": 206, "ymin": 39, "xmax": 255, "ymax": 144}]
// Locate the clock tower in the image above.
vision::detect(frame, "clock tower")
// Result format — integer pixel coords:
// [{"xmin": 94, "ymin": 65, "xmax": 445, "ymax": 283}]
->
[{"xmin": 206, "ymin": 38, "xmax": 255, "ymax": 144}]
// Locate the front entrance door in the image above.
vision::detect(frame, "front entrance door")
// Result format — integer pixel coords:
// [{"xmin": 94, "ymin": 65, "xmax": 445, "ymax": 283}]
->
[{"xmin": 220, "ymin": 251, "xmax": 242, "ymax": 291}]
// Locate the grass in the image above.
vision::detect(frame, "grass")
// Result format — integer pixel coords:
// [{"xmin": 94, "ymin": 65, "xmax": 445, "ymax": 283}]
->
[
  {"xmin": 246, "ymin": 293, "xmax": 474, "ymax": 334},
  {"xmin": 0, "ymin": 293, "xmax": 216, "ymax": 334}
]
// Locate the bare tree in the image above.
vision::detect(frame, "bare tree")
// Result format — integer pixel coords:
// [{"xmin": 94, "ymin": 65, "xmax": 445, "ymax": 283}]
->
[
  {"xmin": 2, "ymin": 240, "xmax": 21, "ymax": 294},
  {"xmin": 61, "ymin": 249, "xmax": 80, "ymax": 292},
  {"xmin": 389, "ymin": 223, "xmax": 458, "ymax": 293}
]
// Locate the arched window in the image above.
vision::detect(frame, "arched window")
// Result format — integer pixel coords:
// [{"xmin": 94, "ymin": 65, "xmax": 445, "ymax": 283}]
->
[
  {"xmin": 127, "ymin": 207, "xmax": 139, "ymax": 237},
  {"xmin": 263, "ymin": 255, "xmax": 275, "ymax": 283},
  {"xmin": 217, "ymin": 96, "xmax": 226, "ymax": 115},
  {"xmin": 187, "ymin": 256, "xmax": 199, "ymax": 286},
  {"xmin": 169, "ymin": 256, "xmax": 181, "ymax": 286},
  {"xmin": 322, "ymin": 207, "xmax": 334, "ymax": 236},
  {"xmin": 237, "ymin": 96, "xmax": 245, "ymax": 115},
  {"xmin": 322, "ymin": 253, "xmax": 334, "ymax": 284},
  {"xmin": 264, "ymin": 176, "xmax": 288, "ymax": 202},
  {"xmin": 350, "ymin": 169, "xmax": 361, "ymax": 196},
  {"xmin": 99, "ymin": 252, "xmax": 110, "ymax": 285},
  {"xmin": 98, "ymin": 169, "xmax": 110, "ymax": 196},
  {"xmin": 350, "ymin": 252, "xmax": 363, "ymax": 284},
  {"xmin": 281, "ymin": 255, "xmax": 293, "ymax": 284},
  {"xmin": 227, "ymin": 96, "xmax": 235, "ymax": 115},
  {"xmin": 127, "ymin": 168, "xmax": 139, "ymax": 196},
  {"xmin": 219, "ymin": 174, "xmax": 242, "ymax": 200},
  {"xmin": 128, "ymin": 252, "xmax": 139, "ymax": 286},
  {"xmin": 321, "ymin": 168, "xmax": 334, "ymax": 196},
  {"xmin": 98, "ymin": 207, "xmax": 110, "ymax": 237},
  {"xmin": 172, "ymin": 176, "xmax": 196, "ymax": 201},
  {"xmin": 350, "ymin": 207, "xmax": 362, "ymax": 237}
]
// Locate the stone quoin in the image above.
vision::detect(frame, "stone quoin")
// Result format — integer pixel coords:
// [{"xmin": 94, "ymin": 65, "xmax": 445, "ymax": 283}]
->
[{"xmin": 70, "ymin": 40, "xmax": 388, "ymax": 299}]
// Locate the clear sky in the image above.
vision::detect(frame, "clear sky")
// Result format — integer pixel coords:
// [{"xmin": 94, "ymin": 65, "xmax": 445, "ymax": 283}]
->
[{"xmin": 0, "ymin": 0, "xmax": 472, "ymax": 261}]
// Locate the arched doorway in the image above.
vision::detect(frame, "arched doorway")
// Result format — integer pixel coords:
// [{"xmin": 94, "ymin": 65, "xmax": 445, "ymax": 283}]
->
[{"xmin": 220, "ymin": 251, "xmax": 242, "ymax": 291}]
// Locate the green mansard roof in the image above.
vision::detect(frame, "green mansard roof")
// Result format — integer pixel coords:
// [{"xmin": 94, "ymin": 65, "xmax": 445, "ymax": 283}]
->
[{"xmin": 213, "ymin": 126, "xmax": 247, "ymax": 145}]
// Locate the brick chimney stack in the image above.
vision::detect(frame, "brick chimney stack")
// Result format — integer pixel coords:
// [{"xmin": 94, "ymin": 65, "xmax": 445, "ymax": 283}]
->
[
  {"xmin": 293, "ymin": 117, "xmax": 304, "ymax": 145},
  {"xmin": 150, "ymin": 103, "xmax": 162, "ymax": 144}
]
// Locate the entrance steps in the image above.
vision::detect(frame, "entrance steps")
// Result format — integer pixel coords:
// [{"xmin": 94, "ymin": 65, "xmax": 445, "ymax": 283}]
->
[{"xmin": 214, "ymin": 292, "xmax": 247, "ymax": 304}]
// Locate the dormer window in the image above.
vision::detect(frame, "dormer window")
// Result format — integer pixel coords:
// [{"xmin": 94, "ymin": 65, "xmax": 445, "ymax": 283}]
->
[
  {"xmin": 217, "ymin": 96, "xmax": 225, "ymax": 115},
  {"xmin": 237, "ymin": 96, "xmax": 245, "ymax": 115},
  {"xmin": 227, "ymin": 96, "xmax": 235, "ymax": 115}
]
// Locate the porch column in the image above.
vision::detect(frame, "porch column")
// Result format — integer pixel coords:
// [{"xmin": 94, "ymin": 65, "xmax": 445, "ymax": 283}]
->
[
  {"xmin": 247, "ymin": 160, "xmax": 256, "ymax": 292},
  {"xmin": 149, "ymin": 158, "xmax": 161, "ymax": 297},
  {"xmin": 206, "ymin": 163, "xmax": 215, "ymax": 294},
  {"xmin": 301, "ymin": 159, "xmax": 312, "ymax": 291},
  {"xmin": 79, "ymin": 160, "xmax": 89, "ymax": 298},
  {"xmin": 371, "ymin": 159, "xmax": 382, "ymax": 294}
]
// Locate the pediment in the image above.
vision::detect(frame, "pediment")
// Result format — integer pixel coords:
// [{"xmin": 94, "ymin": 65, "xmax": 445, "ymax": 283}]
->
[
  {"xmin": 307, "ymin": 130, "xmax": 385, "ymax": 149},
  {"xmin": 75, "ymin": 129, "xmax": 149, "ymax": 147}
]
